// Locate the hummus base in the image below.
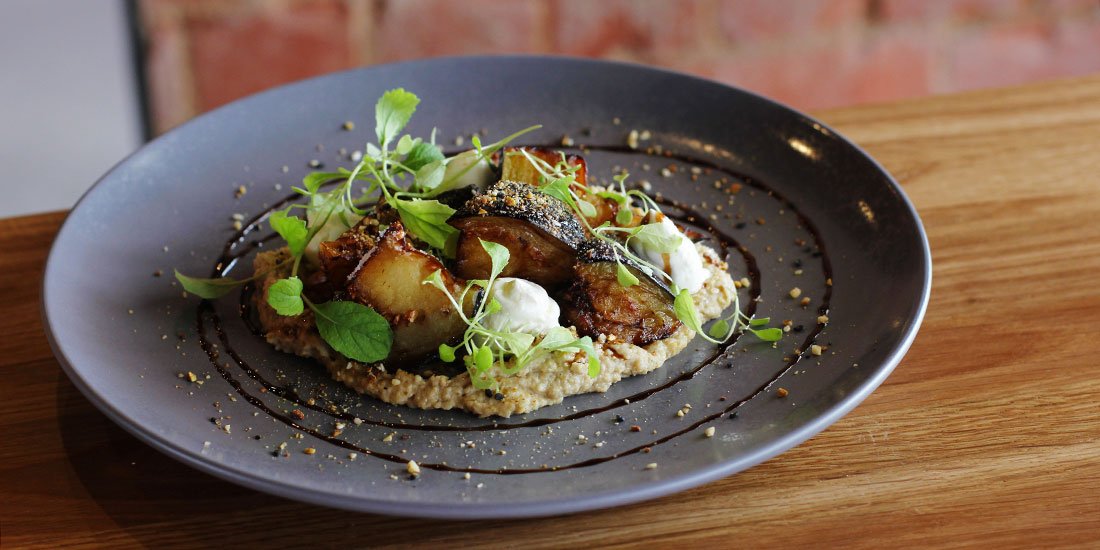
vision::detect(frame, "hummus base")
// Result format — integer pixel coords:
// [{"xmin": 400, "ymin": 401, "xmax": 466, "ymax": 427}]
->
[{"xmin": 253, "ymin": 244, "xmax": 736, "ymax": 417}]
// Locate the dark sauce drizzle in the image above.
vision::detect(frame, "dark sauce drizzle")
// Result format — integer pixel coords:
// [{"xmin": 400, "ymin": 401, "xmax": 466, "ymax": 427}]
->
[{"xmin": 193, "ymin": 144, "xmax": 833, "ymax": 474}]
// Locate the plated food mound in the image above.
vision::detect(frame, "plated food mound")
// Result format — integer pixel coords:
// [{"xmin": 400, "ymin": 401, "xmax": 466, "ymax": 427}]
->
[{"xmin": 177, "ymin": 89, "xmax": 781, "ymax": 417}]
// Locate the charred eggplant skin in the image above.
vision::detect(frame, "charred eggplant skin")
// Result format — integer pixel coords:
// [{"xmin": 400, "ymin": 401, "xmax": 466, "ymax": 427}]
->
[
  {"xmin": 563, "ymin": 241, "xmax": 681, "ymax": 345},
  {"xmin": 433, "ymin": 186, "xmax": 477, "ymax": 210},
  {"xmin": 455, "ymin": 180, "xmax": 585, "ymax": 247},
  {"xmin": 346, "ymin": 221, "xmax": 470, "ymax": 366},
  {"xmin": 451, "ymin": 180, "xmax": 584, "ymax": 287}
]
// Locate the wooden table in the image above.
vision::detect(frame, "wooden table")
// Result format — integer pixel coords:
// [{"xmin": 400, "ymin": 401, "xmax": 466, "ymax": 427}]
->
[{"xmin": 3, "ymin": 76, "xmax": 1099, "ymax": 548}]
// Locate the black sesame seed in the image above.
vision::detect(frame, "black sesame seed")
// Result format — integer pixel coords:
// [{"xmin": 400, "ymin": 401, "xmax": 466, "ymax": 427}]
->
[
  {"xmin": 792, "ymin": 259, "xmax": 803, "ymax": 268},
  {"xmin": 793, "ymin": 325, "xmax": 804, "ymax": 333},
  {"xmin": 253, "ymin": 435, "xmax": 262, "ymax": 440},
  {"xmin": 614, "ymin": 414, "xmax": 625, "ymax": 424},
  {"xmin": 735, "ymin": 222, "xmax": 747, "ymax": 229},
  {"xmin": 728, "ymin": 412, "xmax": 739, "ymax": 419},
  {"xmin": 493, "ymin": 392, "xmax": 505, "ymax": 401},
  {"xmin": 208, "ymin": 417, "xmax": 218, "ymax": 424},
  {"xmin": 484, "ymin": 389, "xmax": 493, "ymax": 398}
]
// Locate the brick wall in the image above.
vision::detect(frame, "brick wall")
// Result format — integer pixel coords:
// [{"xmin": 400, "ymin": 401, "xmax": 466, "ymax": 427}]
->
[{"xmin": 139, "ymin": 0, "xmax": 1100, "ymax": 134}]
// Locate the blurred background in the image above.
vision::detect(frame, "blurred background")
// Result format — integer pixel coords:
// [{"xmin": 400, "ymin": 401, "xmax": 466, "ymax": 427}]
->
[{"xmin": 3, "ymin": 0, "xmax": 1099, "ymax": 217}]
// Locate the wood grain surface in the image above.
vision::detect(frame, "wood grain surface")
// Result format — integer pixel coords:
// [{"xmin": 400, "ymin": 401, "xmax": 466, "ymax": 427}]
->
[{"xmin": 3, "ymin": 76, "xmax": 1099, "ymax": 548}]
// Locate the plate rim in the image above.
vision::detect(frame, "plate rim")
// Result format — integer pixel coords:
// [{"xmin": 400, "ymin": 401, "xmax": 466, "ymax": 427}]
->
[{"xmin": 42, "ymin": 54, "xmax": 932, "ymax": 519}]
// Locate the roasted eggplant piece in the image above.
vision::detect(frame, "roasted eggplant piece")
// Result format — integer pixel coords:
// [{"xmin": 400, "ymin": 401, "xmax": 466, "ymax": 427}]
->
[
  {"xmin": 562, "ymin": 241, "xmax": 681, "ymax": 345},
  {"xmin": 499, "ymin": 146, "xmax": 634, "ymax": 229},
  {"xmin": 500, "ymin": 146, "xmax": 587, "ymax": 188},
  {"xmin": 346, "ymin": 221, "xmax": 471, "ymax": 366},
  {"xmin": 451, "ymin": 180, "xmax": 584, "ymax": 288},
  {"xmin": 317, "ymin": 217, "xmax": 381, "ymax": 289}
]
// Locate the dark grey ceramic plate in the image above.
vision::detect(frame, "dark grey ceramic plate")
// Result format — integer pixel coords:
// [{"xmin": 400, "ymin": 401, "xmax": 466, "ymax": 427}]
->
[{"xmin": 43, "ymin": 56, "xmax": 930, "ymax": 519}]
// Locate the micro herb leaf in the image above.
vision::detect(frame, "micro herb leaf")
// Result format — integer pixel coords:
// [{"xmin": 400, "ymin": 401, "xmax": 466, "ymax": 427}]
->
[
  {"xmin": 267, "ymin": 276, "xmax": 304, "ymax": 316},
  {"xmin": 302, "ymin": 171, "xmax": 347, "ymax": 194},
  {"xmin": 539, "ymin": 176, "xmax": 574, "ymax": 204},
  {"xmin": 404, "ymin": 141, "xmax": 445, "ymax": 172},
  {"xmin": 615, "ymin": 207, "xmax": 634, "ymax": 226},
  {"xmin": 708, "ymin": 318, "xmax": 730, "ymax": 339},
  {"xmin": 395, "ymin": 134, "xmax": 415, "ymax": 155},
  {"xmin": 577, "ymin": 199, "xmax": 598, "ymax": 218},
  {"xmin": 366, "ymin": 143, "xmax": 382, "ymax": 159},
  {"xmin": 414, "ymin": 159, "xmax": 446, "ymax": 192},
  {"xmin": 438, "ymin": 343, "xmax": 457, "ymax": 362},
  {"xmin": 749, "ymin": 317, "xmax": 771, "ymax": 327},
  {"xmin": 474, "ymin": 344, "xmax": 493, "ymax": 372},
  {"xmin": 596, "ymin": 190, "xmax": 628, "ymax": 206},
  {"xmin": 674, "ymin": 289, "xmax": 704, "ymax": 334},
  {"xmin": 575, "ymin": 336, "xmax": 601, "ymax": 377},
  {"xmin": 174, "ymin": 271, "xmax": 246, "ymax": 299},
  {"xmin": 537, "ymin": 326, "xmax": 577, "ymax": 350},
  {"xmin": 392, "ymin": 198, "xmax": 458, "ymax": 250},
  {"xmin": 749, "ymin": 327, "xmax": 784, "ymax": 342},
  {"xmin": 269, "ymin": 209, "xmax": 309, "ymax": 257},
  {"xmin": 311, "ymin": 300, "xmax": 392, "ymax": 363},
  {"xmin": 480, "ymin": 239, "xmax": 511, "ymax": 279},
  {"xmin": 616, "ymin": 262, "xmax": 639, "ymax": 287},
  {"xmin": 422, "ymin": 268, "xmax": 445, "ymax": 290},
  {"xmin": 499, "ymin": 331, "xmax": 535, "ymax": 357},
  {"xmin": 632, "ymin": 222, "xmax": 683, "ymax": 254},
  {"xmin": 375, "ymin": 88, "xmax": 419, "ymax": 146}
]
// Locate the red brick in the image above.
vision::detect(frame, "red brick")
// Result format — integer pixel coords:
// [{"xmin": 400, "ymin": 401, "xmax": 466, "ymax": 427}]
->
[
  {"xmin": 701, "ymin": 28, "xmax": 933, "ymax": 111},
  {"xmin": 878, "ymin": 0, "xmax": 1026, "ymax": 23},
  {"xmin": 719, "ymin": 0, "xmax": 867, "ymax": 43},
  {"xmin": 374, "ymin": 0, "xmax": 544, "ymax": 62},
  {"xmin": 701, "ymin": 42, "xmax": 854, "ymax": 111},
  {"xmin": 551, "ymin": 0, "xmax": 703, "ymax": 61},
  {"xmin": 949, "ymin": 21, "xmax": 1090, "ymax": 91},
  {"xmin": 1051, "ymin": 18, "xmax": 1100, "ymax": 75},
  {"xmin": 1043, "ymin": 0, "xmax": 1100, "ymax": 14},
  {"xmin": 848, "ymin": 31, "xmax": 933, "ymax": 104},
  {"xmin": 186, "ymin": 1, "xmax": 354, "ymax": 113}
]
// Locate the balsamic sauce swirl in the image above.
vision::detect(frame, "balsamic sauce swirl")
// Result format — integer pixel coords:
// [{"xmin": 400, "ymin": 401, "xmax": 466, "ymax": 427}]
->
[{"xmin": 192, "ymin": 144, "xmax": 833, "ymax": 474}]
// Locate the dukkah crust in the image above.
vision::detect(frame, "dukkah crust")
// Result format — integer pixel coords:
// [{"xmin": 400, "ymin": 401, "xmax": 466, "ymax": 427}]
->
[{"xmin": 253, "ymin": 244, "xmax": 736, "ymax": 417}]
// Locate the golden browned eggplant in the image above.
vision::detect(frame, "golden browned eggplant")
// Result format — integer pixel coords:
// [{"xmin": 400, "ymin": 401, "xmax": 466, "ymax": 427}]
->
[
  {"xmin": 451, "ymin": 180, "xmax": 585, "ymax": 288},
  {"xmin": 317, "ymin": 218, "xmax": 381, "ymax": 289},
  {"xmin": 346, "ymin": 221, "xmax": 471, "ymax": 366},
  {"xmin": 562, "ymin": 241, "xmax": 681, "ymax": 345},
  {"xmin": 500, "ymin": 146, "xmax": 588, "ymax": 188}
]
